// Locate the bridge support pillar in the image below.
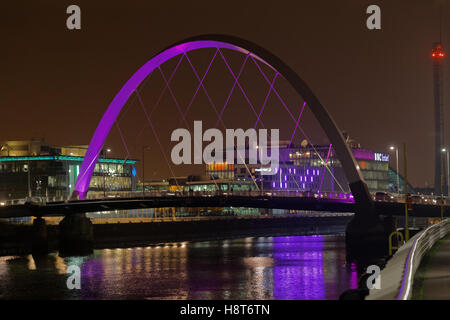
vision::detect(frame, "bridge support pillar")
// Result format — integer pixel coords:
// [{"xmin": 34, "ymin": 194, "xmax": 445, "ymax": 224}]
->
[
  {"xmin": 59, "ymin": 213, "xmax": 93, "ymax": 256},
  {"xmin": 345, "ymin": 181, "xmax": 396, "ymax": 262},
  {"xmin": 346, "ymin": 215, "xmax": 384, "ymax": 262},
  {"xmin": 32, "ymin": 217, "xmax": 48, "ymax": 255},
  {"xmin": 346, "ymin": 214, "xmax": 397, "ymax": 262}
]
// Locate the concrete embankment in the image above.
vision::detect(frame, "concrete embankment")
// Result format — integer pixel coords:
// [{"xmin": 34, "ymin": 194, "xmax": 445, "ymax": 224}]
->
[
  {"xmin": 365, "ymin": 219, "xmax": 450, "ymax": 300},
  {"xmin": 0, "ymin": 215, "xmax": 352, "ymax": 255},
  {"xmin": 93, "ymin": 215, "xmax": 352, "ymax": 249}
]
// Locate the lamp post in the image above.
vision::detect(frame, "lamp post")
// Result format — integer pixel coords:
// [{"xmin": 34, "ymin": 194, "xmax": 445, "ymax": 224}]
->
[
  {"xmin": 142, "ymin": 145, "xmax": 150, "ymax": 198},
  {"xmin": 389, "ymin": 145, "xmax": 400, "ymax": 194},
  {"xmin": 101, "ymin": 148, "xmax": 111, "ymax": 198},
  {"xmin": 441, "ymin": 148, "xmax": 448, "ymax": 221},
  {"xmin": 442, "ymin": 148, "xmax": 449, "ymax": 197},
  {"xmin": 256, "ymin": 144, "xmax": 263, "ymax": 195},
  {"xmin": 27, "ymin": 159, "xmax": 31, "ymax": 198},
  {"xmin": 403, "ymin": 143, "xmax": 409, "ymax": 241}
]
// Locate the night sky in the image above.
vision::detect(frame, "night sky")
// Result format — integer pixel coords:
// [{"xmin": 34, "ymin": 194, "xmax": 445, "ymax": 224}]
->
[{"xmin": 1, "ymin": 0, "xmax": 449, "ymax": 188}]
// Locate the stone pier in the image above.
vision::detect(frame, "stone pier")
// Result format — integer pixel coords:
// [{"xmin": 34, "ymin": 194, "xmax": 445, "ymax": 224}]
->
[
  {"xmin": 32, "ymin": 217, "xmax": 48, "ymax": 255},
  {"xmin": 346, "ymin": 213, "xmax": 398, "ymax": 262},
  {"xmin": 59, "ymin": 213, "xmax": 93, "ymax": 256}
]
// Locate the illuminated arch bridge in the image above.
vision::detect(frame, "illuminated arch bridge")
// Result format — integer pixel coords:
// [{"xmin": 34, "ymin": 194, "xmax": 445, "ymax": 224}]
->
[{"xmin": 73, "ymin": 34, "xmax": 373, "ymax": 216}]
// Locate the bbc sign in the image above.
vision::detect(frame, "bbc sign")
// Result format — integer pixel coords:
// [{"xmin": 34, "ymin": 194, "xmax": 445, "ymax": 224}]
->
[{"xmin": 374, "ymin": 153, "xmax": 389, "ymax": 162}]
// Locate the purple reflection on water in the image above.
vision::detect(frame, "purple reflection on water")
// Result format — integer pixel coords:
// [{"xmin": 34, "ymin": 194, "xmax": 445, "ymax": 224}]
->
[
  {"xmin": 272, "ymin": 235, "xmax": 325, "ymax": 300},
  {"xmin": 350, "ymin": 262, "xmax": 358, "ymax": 289},
  {"xmin": 80, "ymin": 257, "xmax": 105, "ymax": 298},
  {"xmin": 81, "ymin": 258, "xmax": 104, "ymax": 278}
]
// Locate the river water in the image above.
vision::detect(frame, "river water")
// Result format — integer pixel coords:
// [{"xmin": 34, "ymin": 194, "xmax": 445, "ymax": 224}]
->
[{"xmin": 0, "ymin": 235, "xmax": 359, "ymax": 300}]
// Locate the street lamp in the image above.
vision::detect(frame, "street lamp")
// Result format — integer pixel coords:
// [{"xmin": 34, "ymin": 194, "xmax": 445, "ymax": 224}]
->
[
  {"xmin": 99, "ymin": 147, "xmax": 112, "ymax": 198},
  {"xmin": 442, "ymin": 148, "xmax": 449, "ymax": 197},
  {"xmin": 101, "ymin": 149, "xmax": 109, "ymax": 198},
  {"xmin": 402, "ymin": 143, "xmax": 410, "ymax": 241},
  {"xmin": 256, "ymin": 144, "xmax": 263, "ymax": 194},
  {"xmin": 142, "ymin": 145, "xmax": 150, "ymax": 198},
  {"xmin": 389, "ymin": 145, "xmax": 400, "ymax": 193},
  {"xmin": 27, "ymin": 159, "xmax": 31, "ymax": 198}
]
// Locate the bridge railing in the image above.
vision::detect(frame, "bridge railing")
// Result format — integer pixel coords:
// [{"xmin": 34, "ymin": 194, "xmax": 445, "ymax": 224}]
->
[
  {"xmin": 76, "ymin": 190, "xmax": 355, "ymax": 201},
  {"xmin": 366, "ymin": 218, "xmax": 450, "ymax": 300},
  {"xmin": 1, "ymin": 191, "xmax": 448, "ymax": 206},
  {"xmin": 85, "ymin": 211, "xmax": 354, "ymax": 224},
  {"xmin": 0, "ymin": 198, "xmax": 27, "ymax": 206},
  {"xmin": 372, "ymin": 193, "xmax": 448, "ymax": 205}
]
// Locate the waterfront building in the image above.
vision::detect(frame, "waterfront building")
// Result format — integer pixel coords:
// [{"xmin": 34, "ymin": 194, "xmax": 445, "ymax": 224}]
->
[
  {"xmin": 205, "ymin": 138, "xmax": 391, "ymax": 194},
  {"xmin": 0, "ymin": 140, "xmax": 137, "ymax": 200}
]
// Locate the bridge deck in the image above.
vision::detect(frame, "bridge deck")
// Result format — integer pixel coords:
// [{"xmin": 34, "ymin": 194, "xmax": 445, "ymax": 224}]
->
[{"xmin": 1, "ymin": 195, "xmax": 450, "ymax": 218}]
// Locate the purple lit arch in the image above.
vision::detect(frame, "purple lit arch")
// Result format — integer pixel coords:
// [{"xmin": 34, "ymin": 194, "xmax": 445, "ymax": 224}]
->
[{"xmin": 73, "ymin": 34, "xmax": 373, "ymax": 209}]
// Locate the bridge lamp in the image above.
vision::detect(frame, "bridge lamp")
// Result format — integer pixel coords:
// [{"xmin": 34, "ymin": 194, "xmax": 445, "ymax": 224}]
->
[
  {"xmin": 389, "ymin": 146, "xmax": 400, "ymax": 193},
  {"xmin": 100, "ymin": 148, "xmax": 111, "ymax": 197},
  {"xmin": 441, "ymin": 148, "xmax": 449, "ymax": 197},
  {"xmin": 142, "ymin": 145, "xmax": 151, "ymax": 197}
]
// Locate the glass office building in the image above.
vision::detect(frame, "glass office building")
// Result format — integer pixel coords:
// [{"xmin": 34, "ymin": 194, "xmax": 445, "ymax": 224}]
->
[
  {"xmin": 0, "ymin": 140, "xmax": 137, "ymax": 200},
  {"xmin": 204, "ymin": 141, "xmax": 390, "ymax": 194}
]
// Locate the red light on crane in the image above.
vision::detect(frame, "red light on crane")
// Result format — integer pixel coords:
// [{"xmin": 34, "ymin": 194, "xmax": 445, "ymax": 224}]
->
[{"xmin": 432, "ymin": 44, "xmax": 445, "ymax": 58}]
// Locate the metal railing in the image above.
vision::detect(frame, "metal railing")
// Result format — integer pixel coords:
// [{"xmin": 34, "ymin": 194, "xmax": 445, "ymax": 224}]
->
[
  {"xmin": 1, "ymin": 190, "xmax": 449, "ymax": 207},
  {"xmin": 366, "ymin": 218, "xmax": 450, "ymax": 300},
  {"xmin": 373, "ymin": 193, "xmax": 448, "ymax": 205},
  {"xmin": 83, "ymin": 212, "xmax": 354, "ymax": 225},
  {"xmin": 396, "ymin": 218, "xmax": 450, "ymax": 300},
  {"xmin": 79, "ymin": 190, "xmax": 355, "ymax": 200}
]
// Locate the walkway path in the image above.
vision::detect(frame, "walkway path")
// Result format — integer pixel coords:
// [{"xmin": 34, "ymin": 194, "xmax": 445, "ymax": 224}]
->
[{"xmin": 414, "ymin": 234, "xmax": 450, "ymax": 299}]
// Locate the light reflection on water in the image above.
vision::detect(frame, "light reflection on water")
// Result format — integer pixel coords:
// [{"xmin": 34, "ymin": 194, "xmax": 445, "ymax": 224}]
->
[{"xmin": 0, "ymin": 235, "xmax": 358, "ymax": 300}]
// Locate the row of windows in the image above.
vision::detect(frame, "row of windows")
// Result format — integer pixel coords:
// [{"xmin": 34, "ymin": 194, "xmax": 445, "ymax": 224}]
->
[
  {"xmin": 366, "ymin": 180, "xmax": 389, "ymax": 190},
  {"xmin": 293, "ymin": 159, "xmax": 342, "ymax": 167},
  {"xmin": 89, "ymin": 176, "xmax": 132, "ymax": 190},
  {"xmin": 205, "ymin": 163, "xmax": 235, "ymax": 171},
  {"xmin": 358, "ymin": 161, "xmax": 388, "ymax": 171},
  {"xmin": 186, "ymin": 183, "xmax": 256, "ymax": 192},
  {"xmin": 94, "ymin": 163, "xmax": 131, "ymax": 175},
  {"xmin": 269, "ymin": 182, "xmax": 319, "ymax": 190},
  {"xmin": 48, "ymin": 175, "xmax": 67, "ymax": 188},
  {"xmin": 207, "ymin": 171, "xmax": 234, "ymax": 179},
  {"xmin": 0, "ymin": 163, "xmax": 28, "ymax": 173},
  {"xmin": 362, "ymin": 170, "xmax": 388, "ymax": 180},
  {"xmin": 287, "ymin": 150, "xmax": 332, "ymax": 160},
  {"xmin": 0, "ymin": 161, "xmax": 133, "ymax": 174}
]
